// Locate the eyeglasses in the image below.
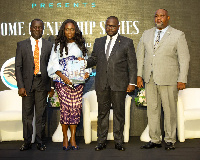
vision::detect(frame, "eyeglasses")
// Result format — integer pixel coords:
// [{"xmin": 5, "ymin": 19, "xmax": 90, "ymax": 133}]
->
[{"xmin": 105, "ymin": 25, "xmax": 117, "ymax": 29}]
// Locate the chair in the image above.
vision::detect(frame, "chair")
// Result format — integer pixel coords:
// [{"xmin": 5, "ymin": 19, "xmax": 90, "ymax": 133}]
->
[
  {"xmin": 140, "ymin": 125, "xmax": 151, "ymax": 142},
  {"xmin": 0, "ymin": 89, "xmax": 23, "ymax": 141},
  {"xmin": 177, "ymin": 88, "xmax": 200, "ymax": 142},
  {"xmin": 0, "ymin": 89, "xmax": 36, "ymax": 142},
  {"xmin": 82, "ymin": 90, "xmax": 132, "ymax": 144},
  {"xmin": 52, "ymin": 124, "xmax": 71, "ymax": 142}
]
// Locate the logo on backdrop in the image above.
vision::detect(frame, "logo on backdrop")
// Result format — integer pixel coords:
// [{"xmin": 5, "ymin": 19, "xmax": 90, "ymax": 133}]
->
[
  {"xmin": 0, "ymin": 57, "xmax": 17, "ymax": 89},
  {"xmin": 31, "ymin": 2, "xmax": 96, "ymax": 8}
]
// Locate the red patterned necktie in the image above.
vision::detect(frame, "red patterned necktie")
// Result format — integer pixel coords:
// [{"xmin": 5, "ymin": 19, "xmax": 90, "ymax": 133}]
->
[{"xmin": 34, "ymin": 40, "xmax": 39, "ymax": 75}]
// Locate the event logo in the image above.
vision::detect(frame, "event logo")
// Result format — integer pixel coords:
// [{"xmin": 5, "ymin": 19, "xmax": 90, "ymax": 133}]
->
[
  {"xmin": 0, "ymin": 57, "xmax": 17, "ymax": 89},
  {"xmin": 32, "ymin": 2, "xmax": 96, "ymax": 8}
]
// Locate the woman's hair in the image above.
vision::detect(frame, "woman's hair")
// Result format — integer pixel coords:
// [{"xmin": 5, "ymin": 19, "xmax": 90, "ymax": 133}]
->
[{"xmin": 54, "ymin": 19, "xmax": 87, "ymax": 57}]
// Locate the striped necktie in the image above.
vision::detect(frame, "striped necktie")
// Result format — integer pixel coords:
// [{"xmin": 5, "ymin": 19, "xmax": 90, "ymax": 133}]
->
[
  {"xmin": 154, "ymin": 31, "xmax": 161, "ymax": 50},
  {"xmin": 34, "ymin": 40, "xmax": 39, "ymax": 75}
]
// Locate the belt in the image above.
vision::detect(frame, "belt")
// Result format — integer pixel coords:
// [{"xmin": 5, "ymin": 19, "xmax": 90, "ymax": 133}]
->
[{"xmin": 33, "ymin": 74, "xmax": 41, "ymax": 77}]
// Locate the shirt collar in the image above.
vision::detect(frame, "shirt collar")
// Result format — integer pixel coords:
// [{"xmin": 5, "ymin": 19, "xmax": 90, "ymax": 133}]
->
[
  {"xmin": 30, "ymin": 36, "xmax": 42, "ymax": 43},
  {"xmin": 156, "ymin": 25, "xmax": 169, "ymax": 34},
  {"xmin": 107, "ymin": 33, "xmax": 119, "ymax": 41}
]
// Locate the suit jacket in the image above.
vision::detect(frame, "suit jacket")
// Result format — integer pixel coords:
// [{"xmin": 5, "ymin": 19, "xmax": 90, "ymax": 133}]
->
[
  {"xmin": 15, "ymin": 38, "xmax": 53, "ymax": 92},
  {"xmin": 87, "ymin": 35, "xmax": 137, "ymax": 91},
  {"xmin": 137, "ymin": 26, "xmax": 190, "ymax": 85}
]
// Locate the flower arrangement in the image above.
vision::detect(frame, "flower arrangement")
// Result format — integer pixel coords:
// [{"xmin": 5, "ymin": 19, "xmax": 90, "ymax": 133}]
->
[
  {"xmin": 49, "ymin": 91, "xmax": 60, "ymax": 107},
  {"xmin": 135, "ymin": 88, "xmax": 147, "ymax": 107}
]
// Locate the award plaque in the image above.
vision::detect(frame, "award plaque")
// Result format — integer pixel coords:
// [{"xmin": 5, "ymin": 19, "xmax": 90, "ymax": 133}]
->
[{"xmin": 68, "ymin": 60, "xmax": 85, "ymax": 84}]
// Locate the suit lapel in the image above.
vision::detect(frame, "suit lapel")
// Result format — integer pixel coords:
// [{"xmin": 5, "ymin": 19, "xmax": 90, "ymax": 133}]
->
[
  {"xmin": 155, "ymin": 26, "xmax": 172, "ymax": 51},
  {"xmin": 26, "ymin": 39, "xmax": 34, "ymax": 64},
  {"xmin": 109, "ymin": 35, "xmax": 120, "ymax": 58},
  {"xmin": 151, "ymin": 28, "xmax": 156, "ymax": 51},
  {"xmin": 101, "ymin": 36, "xmax": 106, "ymax": 59},
  {"xmin": 41, "ymin": 38, "xmax": 46, "ymax": 62}
]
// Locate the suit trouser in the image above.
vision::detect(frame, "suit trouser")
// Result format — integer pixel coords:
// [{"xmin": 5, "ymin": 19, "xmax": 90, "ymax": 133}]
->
[
  {"xmin": 96, "ymin": 88, "xmax": 126, "ymax": 144},
  {"xmin": 22, "ymin": 76, "xmax": 47, "ymax": 144},
  {"xmin": 146, "ymin": 74, "xmax": 178, "ymax": 144}
]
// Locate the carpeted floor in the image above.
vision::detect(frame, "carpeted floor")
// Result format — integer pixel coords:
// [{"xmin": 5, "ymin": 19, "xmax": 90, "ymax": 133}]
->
[{"xmin": 0, "ymin": 137, "xmax": 200, "ymax": 160}]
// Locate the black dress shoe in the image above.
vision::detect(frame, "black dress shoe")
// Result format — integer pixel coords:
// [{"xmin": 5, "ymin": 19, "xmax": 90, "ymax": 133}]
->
[
  {"xmin": 94, "ymin": 143, "xmax": 106, "ymax": 151},
  {"xmin": 165, "ymin": 142, "xmax": 175, "ymax": 150},
  {"xmin": 140, "ymin": 141, "xmax": 162, "ymax": 149},
  {"xmin": 37, "ymin": 143, "xmax": 46, "ymax": 151},
  {"xmin": 115, "ymin": 143, "xmax": 125, "ymax": 151},
  {"xmin": 20, "ymin": 143, "xmax": 32, "ymax": 151}
]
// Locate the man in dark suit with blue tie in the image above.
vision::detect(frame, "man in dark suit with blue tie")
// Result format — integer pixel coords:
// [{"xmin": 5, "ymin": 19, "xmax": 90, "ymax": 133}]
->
[
  {"xmin": 15, "ymin": 19, "xmax": 53, "ymax": 151},
  {"xmin": 86, "ymin": 16, "xmax": 137, "ymax": 151}
]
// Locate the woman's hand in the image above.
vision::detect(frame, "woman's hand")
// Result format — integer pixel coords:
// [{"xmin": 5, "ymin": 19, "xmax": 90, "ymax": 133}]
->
[
  {"xmin": 56, "ymin": 71, "xmax": 72, "ymax": 85},
  {"xmin": 63, "ymin": 77, "xmax": 72, "ymax": 85}
]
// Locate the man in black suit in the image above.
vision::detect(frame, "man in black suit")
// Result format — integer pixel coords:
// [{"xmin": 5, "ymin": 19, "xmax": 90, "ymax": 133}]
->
[
  {"xmin": 86, "ymin": 16, "xmax": 137, "ymax": 151},
  {"xmin": 15, "ymin": 19, "xmax": 53, "ymax": 151}
]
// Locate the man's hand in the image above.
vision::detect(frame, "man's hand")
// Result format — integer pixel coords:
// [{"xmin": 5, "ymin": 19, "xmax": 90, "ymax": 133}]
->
[
  {"xmin": 77, "ymin": 57, "xmax": 84, "ymax": 61},
  {"xmin": 84, "ymin": 72, "xmax": 90, "ymax": 79},
  {"xmin": 18, "ymin": 88, "xmax": 27, "ymax": 97},
  {"xmin": 127, "ymin": 84, "xmax": 135, "ymax": 92},
  {"xmin": 48, "ymin": 88, "xmax": 54, "ymax": 98},
  {"xmin": 137, "ymin": 76, "xmax": 144, "ymax": 88},
  {"xmin": 177, "ymin": 82, "xmax": 186, "ymax": 90}
]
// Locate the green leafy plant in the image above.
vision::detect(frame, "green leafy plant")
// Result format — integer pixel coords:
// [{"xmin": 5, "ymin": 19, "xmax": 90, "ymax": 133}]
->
[{"xmin": 49, "ymin": 91, "xmax": 60, "ymax": 107}]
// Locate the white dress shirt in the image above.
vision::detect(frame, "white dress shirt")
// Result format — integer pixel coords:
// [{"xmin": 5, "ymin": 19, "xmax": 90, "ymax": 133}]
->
[
  {"xmin": 154, "ymin": 25, "xmax": 169, "ymax": 44},
  {"xmin": 105, "ymin": 33, "xmax": 119, "ymax": 57}
]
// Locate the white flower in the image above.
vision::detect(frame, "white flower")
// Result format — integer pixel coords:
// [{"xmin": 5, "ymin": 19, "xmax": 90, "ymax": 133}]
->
[
  {"xmin": 139, "ymin": 97, "xmax": 143, "ymax": 103},
  {"xmin": 135, "ymin": 88, "xmax": 147, "ymax": 106}
]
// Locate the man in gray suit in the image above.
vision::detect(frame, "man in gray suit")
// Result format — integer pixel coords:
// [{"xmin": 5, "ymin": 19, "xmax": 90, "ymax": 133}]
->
[
  {"xmin": 137, "ymin": 9, "xmax": 190, "ymax": 150},
  {"xmin": 86, "ymin": 16, "xmax": 137, "ymax": 151},
  {"xmin": 15, "ymin": 19, "xmax": 53, "ymax": 151}
]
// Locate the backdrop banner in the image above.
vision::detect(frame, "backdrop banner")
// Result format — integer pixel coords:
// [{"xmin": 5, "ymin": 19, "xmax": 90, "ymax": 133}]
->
[{"xmin": 0, "ymin": 0, "xmax": 199, "ymax": 90}]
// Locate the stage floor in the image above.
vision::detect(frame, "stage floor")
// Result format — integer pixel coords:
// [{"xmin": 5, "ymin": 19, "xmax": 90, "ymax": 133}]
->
[{"xmin": 0, "ymin": 136, "xmax": 200, "ymax": 160}]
